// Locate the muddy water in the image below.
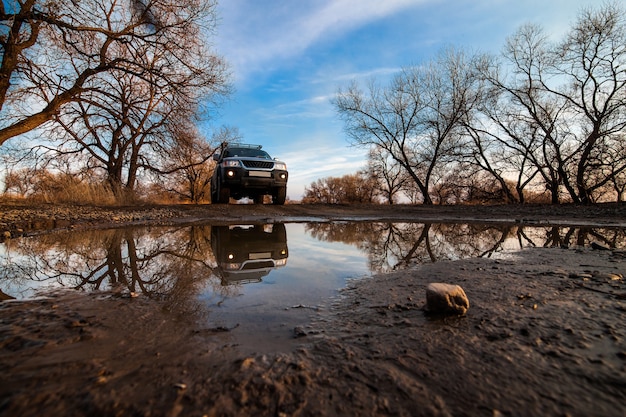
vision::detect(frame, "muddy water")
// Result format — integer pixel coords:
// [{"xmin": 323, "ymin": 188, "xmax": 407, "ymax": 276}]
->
[{"xmin": 1, "ymin": 221, "xmax": 625, "ymax": 353}]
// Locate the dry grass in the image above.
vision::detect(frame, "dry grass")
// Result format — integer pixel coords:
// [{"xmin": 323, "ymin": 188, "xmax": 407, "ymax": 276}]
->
[
  {"xmin": 2, "ymin": 174, "xmax": 146, "ymax": 206},
  {"xmin": 40, "ymin": 182, "xmax": 118, "ymax": 205}
]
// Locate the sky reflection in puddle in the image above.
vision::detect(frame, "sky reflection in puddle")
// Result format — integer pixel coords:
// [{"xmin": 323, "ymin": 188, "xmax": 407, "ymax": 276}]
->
[{"xmin": 1, "ymin": 221, "xmax": 625, "ymax": 353}]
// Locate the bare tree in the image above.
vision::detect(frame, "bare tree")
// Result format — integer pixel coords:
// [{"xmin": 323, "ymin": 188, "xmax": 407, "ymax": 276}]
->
[
  {"xmin": 0, "ymin": 0, "xmax": 227, "ymax": 146},
  {"xmin": 334, "ymin": 48, "xmax": 481, "ymax": 205},
  {"xmin": 461, "ymin": 121, "xmax": 525, "ymax": 203},
  {"xmin": 468, "ymin": 25, "xmax": 578, "ymax": 204},
  {"xmin": 365, "ymin": 148, "xmax": 409, "ymax": 204},
  {"xmin": 46, "ymin": 71, "xmax": 168, "ymax": 193},
  {"xmin": 552, "ymin": 2, "xmax": 626, "ymax": 203},
  {"xmin": 470, "ymin": 4, "xmax": 626, "ymax": 204},
  {"xmin": 153, "ymin": 126, "xmax": 241, "ymax": 203},
  {"xmin": 600, "ymin": 134, "xmax": 626, "ymax": 201},
  {"xmin": 2, "ymin": 0, "xmax": 228, "ymax": 199},
  {"xmin": 581, "ymin": 131, "xmax": 626, "ymax": 202}
]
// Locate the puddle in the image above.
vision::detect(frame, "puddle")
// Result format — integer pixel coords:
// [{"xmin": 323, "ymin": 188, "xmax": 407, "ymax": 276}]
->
[{"xmin": 1, "ymin": 221, "xmax": 625, "ymax": 353}]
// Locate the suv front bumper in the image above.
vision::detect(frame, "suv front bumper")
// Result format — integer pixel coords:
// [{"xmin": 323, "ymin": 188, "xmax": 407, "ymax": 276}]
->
[{"xmin": 219, "ymin": 167, "xmax": 288, "ymax": 189}]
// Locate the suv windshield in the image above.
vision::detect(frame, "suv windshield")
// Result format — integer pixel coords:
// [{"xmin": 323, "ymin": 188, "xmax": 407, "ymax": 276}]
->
[{"xmin": 223, "ymin": 148, "xmax": 271, "ymax": 159}]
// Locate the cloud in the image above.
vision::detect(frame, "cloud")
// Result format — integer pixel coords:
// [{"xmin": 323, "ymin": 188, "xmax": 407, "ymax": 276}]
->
[
  {"xmin": 255, "ymin": 95, "xmax": 335, "ymax": 122},
  {"xmin": 325, "ymin": 67, "xmax": 403, "ymax": 84},
  {"xmin": 216, "ymin": 0, "xmax": 426, "ymax": 82},
  {"xmin": 278, "ymin": 143, "xmax": 368, "ymax": 200}
]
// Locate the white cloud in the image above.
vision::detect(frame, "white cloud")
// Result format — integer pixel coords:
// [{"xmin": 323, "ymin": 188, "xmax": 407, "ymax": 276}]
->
[
  {"xmin": 278, "ymin": 142, "xmax": 368, "ymax": 200},
  {"xmin": 325, "ymin": 67, "xmax": 403, "ymax": 84},
  {"xmin": 256, "ymin": 95, "xmax": 335, "ymax": 122},
  {"xmin": 216, "ymin": 0, "xmax": 427, "ymax": 82}
]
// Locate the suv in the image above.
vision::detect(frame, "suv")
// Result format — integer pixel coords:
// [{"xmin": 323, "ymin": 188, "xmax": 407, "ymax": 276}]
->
[{"xmin": 211, "ymin": 144, "xmax": 288, "ymax": 205}]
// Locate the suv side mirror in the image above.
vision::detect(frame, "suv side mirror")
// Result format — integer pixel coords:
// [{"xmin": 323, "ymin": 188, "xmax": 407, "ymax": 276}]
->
[{"xmin": 213, "ymin": 153, "xmax": 220, "ymax": 161}]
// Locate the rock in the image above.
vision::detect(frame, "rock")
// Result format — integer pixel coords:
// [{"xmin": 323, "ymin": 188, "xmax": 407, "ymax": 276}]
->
[{"xmin": 425, "ymin": 283, "xmax": 470, "ymax": 315}]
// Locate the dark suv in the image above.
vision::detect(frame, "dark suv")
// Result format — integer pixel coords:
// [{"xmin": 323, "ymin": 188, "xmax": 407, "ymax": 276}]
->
[{"xmin": 211, "ymin": 144, "xmax": 288, "ymax": 204}]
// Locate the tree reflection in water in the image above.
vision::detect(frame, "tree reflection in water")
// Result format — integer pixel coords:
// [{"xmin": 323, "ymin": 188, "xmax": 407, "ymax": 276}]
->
[
  {"xmin": 304, "ymin": 222, "xmax": 626, "ymax": 273},
  {"xmin": 1, "ymin": 222, "xmax": 625, "ymax": 303},
  {"xmin": 0, "ymin": 226, "xmax": 237, "ymax": 313}
]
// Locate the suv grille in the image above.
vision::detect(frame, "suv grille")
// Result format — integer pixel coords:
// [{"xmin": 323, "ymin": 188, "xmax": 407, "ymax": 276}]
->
[{"xmin": 242, "ymin": 160, "xmax": 274, "ymax": 169}]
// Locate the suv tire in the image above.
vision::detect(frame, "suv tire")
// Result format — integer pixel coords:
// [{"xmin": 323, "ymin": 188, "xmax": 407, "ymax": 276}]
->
[
  {"xmin": 273, "ymin": 186, "xmax": 287, "ymax": 205},
  {"xmin": 213, "ymin": 179, "xmax": 230, "ymax": 204}
]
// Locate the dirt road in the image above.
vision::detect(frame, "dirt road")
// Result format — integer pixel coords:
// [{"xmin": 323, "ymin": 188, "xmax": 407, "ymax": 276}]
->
[{"xmin": 1, "ymin": 202, "xmax": 625, "ymax": 239}]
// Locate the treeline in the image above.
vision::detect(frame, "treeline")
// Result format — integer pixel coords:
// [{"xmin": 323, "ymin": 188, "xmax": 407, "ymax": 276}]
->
[
  {"xmin": 302, "ymin": 169, "xmax": 547, "ymax": 205},
  {"xmin": 329, "ymin": 3, "xmax": 626, "ymax": 205}
]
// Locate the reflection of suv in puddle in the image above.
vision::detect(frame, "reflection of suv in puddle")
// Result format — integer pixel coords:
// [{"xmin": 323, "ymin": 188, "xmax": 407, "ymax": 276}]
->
[{"xmin": 211, "ymin": 224, "xmax": 288, "ymax": 285}]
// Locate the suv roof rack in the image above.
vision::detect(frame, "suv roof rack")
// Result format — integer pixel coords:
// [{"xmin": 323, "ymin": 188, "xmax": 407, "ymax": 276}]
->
[{"xmin": 227, "ymin": 143, "xmax": 262, "ymax": 150}]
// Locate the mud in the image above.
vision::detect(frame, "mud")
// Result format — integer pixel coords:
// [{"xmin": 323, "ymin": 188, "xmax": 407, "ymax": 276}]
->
[
  {"xmin": 1, "ymin": 203, "xmax": 625, "ymax": 416},
  {"xmin": 1, "ymin": 202, "xmax": 626, "ymax": 239}
]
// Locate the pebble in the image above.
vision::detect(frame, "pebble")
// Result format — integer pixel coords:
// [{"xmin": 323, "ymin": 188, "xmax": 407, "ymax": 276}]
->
[{"xmin": 592, "ymin": 272, "xmax": 623, "ymax": 281}]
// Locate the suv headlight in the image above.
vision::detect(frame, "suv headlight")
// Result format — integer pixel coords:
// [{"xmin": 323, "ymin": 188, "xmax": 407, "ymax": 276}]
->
[
  {"xmin": 274, "ymin": 162, "xmax": 286, "ymax": 170},
  {"xmin": 224, "ymin": 160, "xmax": 240, "ymax": 167}
]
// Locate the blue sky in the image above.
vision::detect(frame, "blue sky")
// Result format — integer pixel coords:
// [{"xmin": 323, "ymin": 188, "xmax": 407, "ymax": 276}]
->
[{"xmin": 209, "ymin": 0, "xmax": 596, "ymax": 201}]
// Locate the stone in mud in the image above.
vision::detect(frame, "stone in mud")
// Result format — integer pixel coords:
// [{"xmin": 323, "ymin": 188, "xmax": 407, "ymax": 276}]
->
[{"xmin": 425, "ymin": 283, "xmax": 470, "ymax": 315}]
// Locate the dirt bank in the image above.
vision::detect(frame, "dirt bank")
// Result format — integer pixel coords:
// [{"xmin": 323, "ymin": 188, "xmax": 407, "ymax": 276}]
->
[
  {"xmin": 0, "ymin": 203, "xmax": 625, "ymax": 416},
  {"xmin": 1, "ymin": 202, "xmax": 626, "ymax": 239}
]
